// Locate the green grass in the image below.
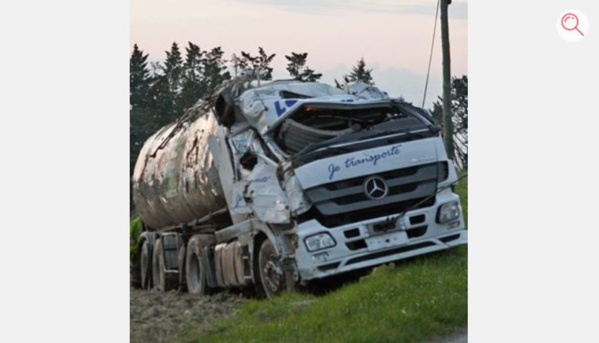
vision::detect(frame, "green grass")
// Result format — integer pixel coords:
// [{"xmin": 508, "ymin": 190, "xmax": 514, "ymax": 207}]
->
[
  {"xmin": 130, "ymin": 216, "xmax": 142, "ymax": 261},
  {"xmin": 173, "ymin": 175, "xmax": 469, "ymax": 343},
  {"xmin": 455, "ymin": 172, "xmax": 468, "ymax": 227}
]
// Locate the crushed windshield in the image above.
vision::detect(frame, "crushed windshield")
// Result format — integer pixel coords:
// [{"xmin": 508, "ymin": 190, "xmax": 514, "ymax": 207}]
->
[{"xmin": 273, "ymin": 102, "xmax": 435, "ymax": 155}]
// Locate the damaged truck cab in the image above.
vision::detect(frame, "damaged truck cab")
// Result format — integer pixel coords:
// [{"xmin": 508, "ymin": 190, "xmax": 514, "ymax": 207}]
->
[{"xmin": 132, "ymin": 78, "xmax": 467, "ymax": 297}]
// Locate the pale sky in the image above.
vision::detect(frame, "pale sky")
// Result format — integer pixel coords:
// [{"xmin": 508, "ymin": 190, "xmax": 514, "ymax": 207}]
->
[{"xmin": 131, "ymin": 0, "xmax": 468, "ymax": 109}]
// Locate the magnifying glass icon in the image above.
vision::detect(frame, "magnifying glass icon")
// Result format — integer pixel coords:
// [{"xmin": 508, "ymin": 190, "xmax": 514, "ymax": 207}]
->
[{"xmin": 561, "ymin": 13, "xmax": 585, "ymax": 36}]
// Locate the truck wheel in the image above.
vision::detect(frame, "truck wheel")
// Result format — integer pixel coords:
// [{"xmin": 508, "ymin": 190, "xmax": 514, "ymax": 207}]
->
[
  {"xmin": 140, "ymin": 239, "xmax": 152, "ymax": 290},
  {"xmin": 258, "ymin": 239, "xmax": 295, "ymax": 298},
  {"xmin": 178, "ymin": 245, "xmax": 187, "ymax": 293},
  {"xmin": 152, "ymin": 238, "xmax": 177, "ymax": 291},
  {"xmin": 186, "ymin": 236, "xmax": 211, "ymax": 295}
]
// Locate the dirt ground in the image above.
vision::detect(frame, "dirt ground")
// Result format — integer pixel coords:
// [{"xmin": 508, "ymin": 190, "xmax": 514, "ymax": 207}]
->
[
  {"xmin": 130, "ymin": 288, "xmax": 247, "ymax": 343},
  {"xmin": 130, "ymin": 288, "xmax": 467, "ymax": 343}
]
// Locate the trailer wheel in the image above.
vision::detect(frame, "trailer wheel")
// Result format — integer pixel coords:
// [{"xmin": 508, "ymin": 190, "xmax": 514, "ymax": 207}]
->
[
  {"xmin": 178, "ymin": 245, "xmax": 187, "ymax": 293},
  {"xmin": 186, "ymin": 236, "xmax": 211, "ymax": 295},
  {"xmin": 140, "ymin": 239, "xmax": 153, "ymax": 290},
  {"xmin": 258, "ymin": 239, "xmax": 295, "ymax": 298},
  {"xmin": 152, "ymin": 238, "xmax": 177, "ymax": 291}
]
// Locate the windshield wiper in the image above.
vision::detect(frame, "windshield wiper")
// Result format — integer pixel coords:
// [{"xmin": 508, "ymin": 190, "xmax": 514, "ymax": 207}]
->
[{"xmin": 292, "ymin": 140, "xmax": 353, "ymax": 160}]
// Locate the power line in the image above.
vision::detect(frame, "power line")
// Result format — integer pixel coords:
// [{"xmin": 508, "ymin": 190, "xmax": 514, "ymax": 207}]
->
[{"xmin": 421, "ymin": 0, "xmax": 440, "ymax": 108}]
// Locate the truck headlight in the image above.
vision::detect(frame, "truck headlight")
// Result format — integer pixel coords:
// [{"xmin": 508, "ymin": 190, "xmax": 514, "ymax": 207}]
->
[
  {"xmin": 437, "ymin": 201, "xmax": 461, "ymax": 223},
  {"xmin": 304, "ymin": 233, "xmax": 336, "ymax": 252}
]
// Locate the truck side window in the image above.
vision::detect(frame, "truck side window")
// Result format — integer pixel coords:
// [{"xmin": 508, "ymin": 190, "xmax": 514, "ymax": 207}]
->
[{"xmin": 240, "ymin": 151, "xmax": 257, "ymax": 170}]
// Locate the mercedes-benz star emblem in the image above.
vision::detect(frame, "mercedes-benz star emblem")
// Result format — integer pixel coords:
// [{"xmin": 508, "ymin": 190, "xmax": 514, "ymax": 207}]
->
[{"xmin": 364, "ymin": 176, "xmax": 389, "ymax": 200}]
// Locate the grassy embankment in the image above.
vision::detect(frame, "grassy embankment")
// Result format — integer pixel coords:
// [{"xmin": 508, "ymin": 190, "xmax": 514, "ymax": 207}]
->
[{"xmin": 175, "ymin": 175, "xmax": 468, "ymax": 343}]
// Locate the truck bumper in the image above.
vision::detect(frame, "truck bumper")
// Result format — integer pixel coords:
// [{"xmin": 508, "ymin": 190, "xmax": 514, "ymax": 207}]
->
[{"xmin": 293, "ymin": 195, "xmax": 467, "ymax": 282}]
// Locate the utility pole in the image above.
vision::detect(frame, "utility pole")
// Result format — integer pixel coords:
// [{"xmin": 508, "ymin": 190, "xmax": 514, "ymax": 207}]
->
[{"xmin": 441, "ymin": 0, "xmax": 454, "ymax": 160}]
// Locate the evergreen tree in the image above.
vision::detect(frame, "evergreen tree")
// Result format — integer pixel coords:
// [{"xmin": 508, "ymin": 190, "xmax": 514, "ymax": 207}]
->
[
  {"xmin": 336, "ymin": 57, "xmax": 375, "ymax": 87},
  {"xmin": 161, "ymin": 42, "xmax": 184, "ymax": 115},
  {"xmin": 164, "ymin": 42, "xmax": 184, "ymax": 96},
  {"xmin": 285, "ymin": 52, "xmax": 322, "ymax": 82},
  {"xmin": 241, "ymin": 47, "xmax": 276, "ymax": 80},
  {"xmin": 130, "ymin": 44, "xmax": 151, "ymax": 108},
  {"xmin": 150, "ymin": 73, "xmax": 178, "ymax": 125},
  {"xmin": 348, "ymin": 57, "xmax": 374, "ymax": 85},
  {"xmin": 432, "ymin": 75, "xmax": 468, "ymax": 170},
  {"xmin": 145, "ymin": 42, "xmax": 186, "ymax": 124},
  {"xmin": 201, "ymin": 47, "xmax": 231, "ymax": 92},
  {"xmin": 184, "ymin": 42, "xmax": 202, "ymax": 83},
  {"xmin": 180, "ymin": 42, "xmax": 204, "ymax": 111},
  {"xmin": 230, "ymin": 53, "xmax": 248, "ymax": 77}
]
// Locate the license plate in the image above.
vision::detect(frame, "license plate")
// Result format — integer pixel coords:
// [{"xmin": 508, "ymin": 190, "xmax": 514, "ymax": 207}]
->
[{"xmin": 366, "ymin": 231, "xmax": 408, "ymax": 251}]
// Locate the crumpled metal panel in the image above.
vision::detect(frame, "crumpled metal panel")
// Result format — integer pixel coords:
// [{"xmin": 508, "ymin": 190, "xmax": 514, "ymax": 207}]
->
[
  {"xmin": 283, "ymin": 173, "xmax": 311, "ymax": 217},
  {"xmin": 132, "ymin": 110, "xmax": 227, "ymax": 230},
  {"xmin": 237, "ymin": 81, "xmax": 352, "ymax": 134},
  {"xmin": 244, "ymin": 162, "xmax": 290, "ymax": 224}
]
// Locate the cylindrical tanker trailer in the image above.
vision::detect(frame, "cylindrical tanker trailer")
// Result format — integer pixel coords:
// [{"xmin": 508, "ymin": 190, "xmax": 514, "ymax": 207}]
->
[
  {"xmin": 131, "ymin": 78, "xmax": 467, "ymax": 298},
  {"xmin": 132, "ymin": 106, "xmax": 226, "ymax": 230}
]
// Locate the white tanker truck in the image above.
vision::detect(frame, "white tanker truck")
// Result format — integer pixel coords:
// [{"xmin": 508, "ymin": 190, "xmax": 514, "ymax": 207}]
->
[{"xmin": 131, "ymin": 77, "xmax": 467, "ymax": 297}]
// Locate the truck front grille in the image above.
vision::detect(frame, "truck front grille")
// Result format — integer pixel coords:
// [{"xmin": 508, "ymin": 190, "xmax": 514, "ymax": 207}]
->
[{"xmin": 300, "ymin": 163, "xmax": 441, "ymax": 227}]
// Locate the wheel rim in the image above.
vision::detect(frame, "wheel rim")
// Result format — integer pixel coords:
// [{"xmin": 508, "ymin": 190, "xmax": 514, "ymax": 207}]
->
[
  {"xmin": 260, "ymin": 241, "xmax": 285, "ymax": 297},
  {"xmin": 263, "ymin": 258, "xmax": 283, "ymax": 294}
]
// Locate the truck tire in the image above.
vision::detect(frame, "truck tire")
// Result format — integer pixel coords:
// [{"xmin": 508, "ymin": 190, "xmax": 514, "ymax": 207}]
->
[
  {"xmin": 152, "ymin": 238, "xmax": 177, "ymax": 291},
  {"xmin": 178, "ymin": 245, "xmax": 187, "ymax": 292},
  {"xmin": 186, "ymin": 236, "xmax": 211, "ymax": 295},
  {"xmin": 258, "ymin": 239, "xmax": 295, "ymax": 298},
  {"xmin": 140, "ymin": 239, "xmax": 153, "ymax": 290}
]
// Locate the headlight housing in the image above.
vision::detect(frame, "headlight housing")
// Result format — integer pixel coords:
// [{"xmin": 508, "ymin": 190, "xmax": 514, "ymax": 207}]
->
[
  {"xmin": 304, "ymin": 233, "xmax": 336, "ymax": 252},
  {"xmin": 437, "ymin": 201, "xmax": 461, "ymax": 223}
]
